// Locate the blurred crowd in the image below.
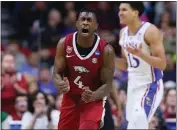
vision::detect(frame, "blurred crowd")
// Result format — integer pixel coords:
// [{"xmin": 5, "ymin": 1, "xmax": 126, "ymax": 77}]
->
[{"xmin": 1, "ymin": 1, "xmax": 176, "ymax": 130}]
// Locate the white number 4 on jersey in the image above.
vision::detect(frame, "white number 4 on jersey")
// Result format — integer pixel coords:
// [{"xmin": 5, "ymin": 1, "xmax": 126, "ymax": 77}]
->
[{"xmin": 74, "ymin": 76, "xmax": 84, "ymax": 88}]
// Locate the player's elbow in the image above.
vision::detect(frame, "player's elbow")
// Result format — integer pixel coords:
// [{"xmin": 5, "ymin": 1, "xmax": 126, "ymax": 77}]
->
[
  {"xmin": 160, "ymin": 60, "xmax": 167, "ymax": 71},
  {"xmin": 162, "ymin": 62, "xmax": 167, "ymax": 71}
]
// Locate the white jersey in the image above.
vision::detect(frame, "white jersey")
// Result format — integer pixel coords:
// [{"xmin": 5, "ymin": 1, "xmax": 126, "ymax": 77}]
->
[{"xmin": 119, "ymin": 22, "xmax": 163, "ymax": 86}]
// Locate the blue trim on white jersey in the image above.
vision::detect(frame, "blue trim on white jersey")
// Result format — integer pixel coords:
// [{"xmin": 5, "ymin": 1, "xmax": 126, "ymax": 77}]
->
[
  {"xmin": 144, "ymin": 81, "xmax": 159, "ymax": 118},
  {"xmin": 153, "ymin": 68, "xmax": 163, "ymax": 81}
]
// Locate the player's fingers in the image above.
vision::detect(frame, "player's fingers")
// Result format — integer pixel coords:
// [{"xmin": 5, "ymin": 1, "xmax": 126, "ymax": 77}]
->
[
  {"xmin": 82, "ymin": 90, "xmax": 92, "ymax": 97},
  {"xmin": 83, "ymin": 87, "xmax": 92, "ymax": 94},
  {"xmin": 58, "ymin": 81, "xmax": 67, "ymax": 86},
  {"xmin": 82, "ymin": 93, "xmax": 91, "ymax": 99},
  {"xmin": 63, "ymin": 77, "xmax": 69, "ymax": 82},
  {"xmin": 82, "ymin": 86, "xmax": 89, "ymax": 91},
  {"xmin": 81, "ymin": 95, "xmax": 90, "ymax": 103},
  {"xmin": 82, "ymin": 94, "xmax": 92, "ymax": 103},
  {"xmin": 55, "ymin": 74, "xmax": 61, "ymax": 79},
  {"xmin": 60, "ymin": 87, "xmax": 69, "ymax": 93}
]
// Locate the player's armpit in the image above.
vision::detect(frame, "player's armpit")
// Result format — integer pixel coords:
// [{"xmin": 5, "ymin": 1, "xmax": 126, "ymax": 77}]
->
[
  {"xmin": 52, "ymin": 37, "xmax": 66, "ymax": 83},
  {"xmin": 141, "ymin": 25, "xmax": 166, "ymax": 70},
  {"xmin": 92, "ymin": 44, "xmax": 115, "ymax": 101}
]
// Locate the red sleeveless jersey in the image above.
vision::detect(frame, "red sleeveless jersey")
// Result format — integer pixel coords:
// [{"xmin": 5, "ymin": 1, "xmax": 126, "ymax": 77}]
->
[{"xmin": 64, "ymin": 32, "xmax": 107, "ymax": 95}]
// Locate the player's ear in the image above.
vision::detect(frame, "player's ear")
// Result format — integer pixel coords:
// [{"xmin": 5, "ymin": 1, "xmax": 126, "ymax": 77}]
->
[
  {"xmin": 95, "ymin": 23, "xmax": 98, "ymax": 30},
  {"xmin": 135, "ymin": 10, "xmax": 139, "ymax": 17}
]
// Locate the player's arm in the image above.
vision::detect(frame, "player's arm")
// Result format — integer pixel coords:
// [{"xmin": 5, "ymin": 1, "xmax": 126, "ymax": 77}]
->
[
  {"xmin": 93, "ymin": 44, "xmax": 115, "ymax": 100},
  {"xmin": 53, "ymin": 37, "xmax": 66, "ymax": 81},
  {"xmin": 115, "ymin": 28, "xmax": 128, "ymax": 71},
  {"xmin": 140, "ymin": 25, "xmax": 166, "ymax": 70},
  {"xmin": 110, "ymin": 84, "xmax": 124, "ymax": 122},
  {"xmin": 110, "ymin": 84, "xmax": 121, "ymax": 111},
  {"xmin": 52, "ymin": 37, "xmax": 70, "ymax": 94}
]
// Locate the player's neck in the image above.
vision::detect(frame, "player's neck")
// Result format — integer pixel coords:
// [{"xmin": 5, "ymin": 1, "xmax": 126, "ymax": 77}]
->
[
  {"xmin": 127, "ymin": 19, "xmax": 142, "ymax": 35},
  {"xmin": 77, "ymin": 34, "xmax": 95, "ymax": 48}
]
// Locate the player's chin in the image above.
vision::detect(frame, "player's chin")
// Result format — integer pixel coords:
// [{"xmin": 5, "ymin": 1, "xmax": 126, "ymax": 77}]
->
[
  {"xmin": 120, "ymin": 20, "xmax": 126, "ymax": 25},
  {"xmin": 81, "ymin": 32, "xmax": 90, "ymax": 37}
]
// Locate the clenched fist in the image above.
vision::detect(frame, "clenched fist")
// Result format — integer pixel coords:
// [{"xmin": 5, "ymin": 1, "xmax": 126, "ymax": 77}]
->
[
  {"xmin": 53, "ymin": 74, "xmax": 70, "ymax": 94},
  {"xmin": 81, "ymin": 87, "xmax": 95, "ymax": 103}
]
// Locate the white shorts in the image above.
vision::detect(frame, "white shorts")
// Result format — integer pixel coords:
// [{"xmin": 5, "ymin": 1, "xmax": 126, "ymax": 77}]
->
[{"xmin": 126, "ymin": 79, "xmax": 164, "ymax": 123}]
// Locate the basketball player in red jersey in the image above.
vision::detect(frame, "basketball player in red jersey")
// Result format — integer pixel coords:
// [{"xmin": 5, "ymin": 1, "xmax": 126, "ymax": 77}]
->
[{"xmin": 53, "ymin": 8, "xmax": 115, "ymax": 129}]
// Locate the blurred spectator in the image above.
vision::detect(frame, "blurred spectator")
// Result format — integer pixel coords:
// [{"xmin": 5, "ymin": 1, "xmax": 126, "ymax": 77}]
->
[
  {"xmin": 159, "ymin": 11, "xmax": 176, "ymax": 55},
  {"xmin": 99, "ymin": 30, "xmax": 116, "ymax": 45},
  {"xmin": 1, "ymin": 53, "xmax": 28, "ymax": 115},
  {"xmin": 37, "ymin": 65, "xmax": 58, "ymax": 96},
  {"xmin": 6, "ymin": 34, "xmax": 27, "ymax": 71},
  {"xmin": 149, "ymin": 115, "xmax": 159, "ymax": 129},
  {"xmin": 164, "ymin": 81, "xmax": 176, "ymax": 90},
  {"xmin": 164, "ymin": 88, "xmax": 176, "ymax": 118},
  {"xmin": 97, "ymin": 2, "xmax": 119, "ymax": 30},
  {"xmin": 64, "ymin": 2, "xmax": 75, "ymax": 14},
  {"xmin": 154, "ymin": 2, "xmax": 176, "ymax": 25},
  {"xmin": 63, "ymin": 10, "xmax": 77, "ymax": 35},
  {"xmin": 165, "ymin": 53, "xmax": 175, "ymax": 71},
  {"xmin": 163, "ymin": 53, "xmax": 176, "ymax": 82},
  {"xmin": 39, "ymin": 48, "xmax": 54, "ymax": 68},
  {"xmin": 40, "ymin": 9, "xmax": 64, "ymax": 48},
  {"xmin": 164, "ymin": 88, "xmax": 176, "ymax": 130},
  {"xmin": 114, "ymin": 87, "xmax": 128, "ymax": 130},
  {"xmin": 50, "ymin": 94, "xmax": 63, "ymax": 129},
  {"xmin": 19, "ymin": 49, "xmax": 40, "ymax": 80},
  {"xmin": 1, "ymin": 112, "xmax": 13, "ymax": 129},
  {"xmin": 13, "ymin": 2, "xmax": 49, "ymax": 41},
  {"xmin": 149, "ymin": 108, "xmax": 167, "ymax": 130},
  {"xmin": 10, "ymin": 94, "xmax": 32, "ymax": 129},
  {"xmin": 26, "ymin": 91, "xmax": 54, "ymax": 129}
]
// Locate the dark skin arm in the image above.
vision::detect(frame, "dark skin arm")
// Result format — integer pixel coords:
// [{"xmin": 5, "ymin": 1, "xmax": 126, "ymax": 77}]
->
[
  {"xmin": 82, "ymin": 44, "xmax": 115, "ymax": 102},
  {"xmin": 110, "ymin": 84, "xmax": 124, "ymax": 123},
  {"xmin": 52, "ymin": 37, "xmax": 70, "ymax": 94}
]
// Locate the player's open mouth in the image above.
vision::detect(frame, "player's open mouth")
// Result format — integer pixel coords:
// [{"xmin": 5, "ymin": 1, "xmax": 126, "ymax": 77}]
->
[{"xmin": 82, "ymin": 28, "xmax": 89, "ymax": 34}]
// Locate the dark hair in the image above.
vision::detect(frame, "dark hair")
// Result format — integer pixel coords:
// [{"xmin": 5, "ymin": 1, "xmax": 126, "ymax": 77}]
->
[
  {"xmin": 76, "ymin": 7, "xmax": 99, "ymax": 23},
  {"xmin": 120, "ymin": 2, "xmax": 145, "ymax": 16},
  {"xmin": 28, "ymin": 91, "xmax": 49, "ymax": 113}
]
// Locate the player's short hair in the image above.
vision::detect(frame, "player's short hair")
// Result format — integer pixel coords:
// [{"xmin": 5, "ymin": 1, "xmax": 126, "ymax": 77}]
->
[
  {"xmin": 120, "ymin": 2, "xmax": 145, "ymax": 16},
  {"xmin": 76, "ymin": 7, "xmax": 99, "ymax": 23}
]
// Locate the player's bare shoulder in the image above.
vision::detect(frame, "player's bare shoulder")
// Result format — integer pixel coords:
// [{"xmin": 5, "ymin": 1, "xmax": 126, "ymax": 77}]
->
[
  {"xmin": 103, "ymin": 44, "xmax": 115, "ymax": 60},
  {"xmin": 144, "ymin": 24, "xmax": 163, "ymax": 46},
  {"xmin": 57, "ymin": 37, "xmax": 66, "ymax": 50},
  {"xmin": 103, "ymin": 44, "xmax": 115, "ymax": 70}
]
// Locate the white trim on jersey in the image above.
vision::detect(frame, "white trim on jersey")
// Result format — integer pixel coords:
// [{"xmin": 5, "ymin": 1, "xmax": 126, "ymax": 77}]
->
[
  {"xmin": 100, "ymin": 96, "xmax": 107, "ymax": 128},
  {"xmin": 72, "ymin": 32, "xmax": 100, "ymax": 60}
]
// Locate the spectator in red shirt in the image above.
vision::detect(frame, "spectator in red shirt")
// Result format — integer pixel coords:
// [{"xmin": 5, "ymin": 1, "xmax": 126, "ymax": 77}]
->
[
  {"xmin": 12, "ymin": 93, "xmax": 29, "ymax": 120},
  {"xmin": 1, "ymin": 53, "xmax": 28, "ymax": 115}
]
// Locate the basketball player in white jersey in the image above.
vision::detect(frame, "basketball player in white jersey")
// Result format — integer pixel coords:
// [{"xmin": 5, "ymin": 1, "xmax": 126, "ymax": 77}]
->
[{"xmin": 116, "ymin": 2, "xmax": 166, "ymax": 129}]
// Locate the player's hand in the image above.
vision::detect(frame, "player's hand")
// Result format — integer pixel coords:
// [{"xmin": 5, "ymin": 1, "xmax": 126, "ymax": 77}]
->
[
  {"xmin": 126, "ymin": 44, "xmax": 143, "ymax": 57},
  {"xmin": 53, "ymin": 74, "xmax": 70, "ymax": 94},
  {"xmin": 81, "ymin": 87, "xmax": 95, "ymax": 103},
  {"xmin": 117, "ymin": 108, "xmax": 124, "ymax": 125}
]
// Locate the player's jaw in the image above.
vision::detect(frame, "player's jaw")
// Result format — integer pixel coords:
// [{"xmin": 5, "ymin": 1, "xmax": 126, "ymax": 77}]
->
[
  {"xmin": 79, "ymin": 25, "xmax": 93, "ymax": 37},
  {"xmin": 119, "ymin": 13, "xmax": 129, "ymax": 25},
  {"xmin": 81, "ymin": 27, "xmax": 90, "ymax": 37}
]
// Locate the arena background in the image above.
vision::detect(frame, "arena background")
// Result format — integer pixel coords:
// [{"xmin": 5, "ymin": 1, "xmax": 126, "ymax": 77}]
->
[{"xmin": 1, "ymin": 1, "xmax": 176, "ymax": 130}]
